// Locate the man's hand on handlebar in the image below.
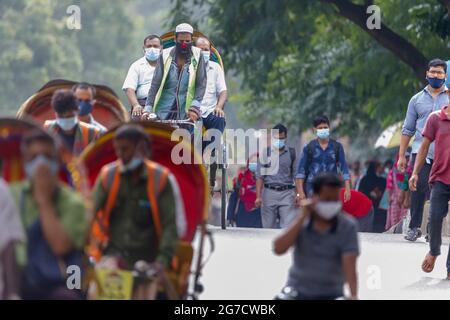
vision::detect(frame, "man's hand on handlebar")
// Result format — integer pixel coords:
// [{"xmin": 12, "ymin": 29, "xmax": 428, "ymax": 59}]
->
[
  {"xmin": 188, "ymin": 110, "xmax": 199, "ymax": 122},
  {"xmin": 132, "ymin": 104, "xmax": 143, "ymax": 117}
]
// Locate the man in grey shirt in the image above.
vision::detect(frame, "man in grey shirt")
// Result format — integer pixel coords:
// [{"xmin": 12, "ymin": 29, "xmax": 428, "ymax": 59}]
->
[
  {"xmin": 398, "ymin": 58, "xmax": 449, "ymax": 242},
  {"xmin": 274, "ymin": 173, "xmax": 359, "ymax": 300},
  {"xmin": 255, "ymin": 124, "xmax": 297, "ymax": 228}
]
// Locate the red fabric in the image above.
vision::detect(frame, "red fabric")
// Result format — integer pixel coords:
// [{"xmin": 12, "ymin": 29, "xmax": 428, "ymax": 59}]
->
[
  {"xmin": 238, "ymin": 170, "xmax": 257, "ymax": 212},
  {"xmin": 340, "ymin": 188, "xmax": 372, "ymax": 218},
  {"xmin": 423, "ymin": 106, "xmax": 450, "ymax": 185}
]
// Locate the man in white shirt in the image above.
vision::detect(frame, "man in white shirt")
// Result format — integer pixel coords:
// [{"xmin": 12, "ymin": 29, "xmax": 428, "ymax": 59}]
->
[
  {"xmin": 195, "ymin": 37, "xmax": 228, "ymax": 187},
  {"xmin": 196, "ymin": 37, "xmax": 228, "ymax": 132},
  {"xmin": 123, "ymin": 35, "xmax": 163, "ymax": 119}
]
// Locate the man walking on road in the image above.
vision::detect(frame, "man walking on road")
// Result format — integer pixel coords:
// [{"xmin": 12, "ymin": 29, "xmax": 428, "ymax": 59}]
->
[
  {"xmin": 255, "ymin": 124, "xmax": 297, "ymax": 228},
  {"xmin": 409, "ymin": 101, "xmax": 450, "ymax": 279},
  {"xmin": 274, "ymin": 173, "xmax": 359, "ymax": 300},
  {"xmin": 295, "ymin": 115, "xmax": 351, "ymax": 203},
  {"xmin": 398, "ymin": 58, "xmax": 449, "ymax": 242}
]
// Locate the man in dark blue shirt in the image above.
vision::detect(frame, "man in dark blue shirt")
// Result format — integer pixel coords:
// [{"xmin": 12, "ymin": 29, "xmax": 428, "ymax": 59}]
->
[{"xmin": 295, "ymin": 116, "xmax": 351, "ymax": 203}]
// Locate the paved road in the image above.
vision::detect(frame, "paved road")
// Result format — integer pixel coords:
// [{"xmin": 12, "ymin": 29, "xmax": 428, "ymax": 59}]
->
[{"xmin": 195, "ymin": 227, "xmax": 450, "ymax": 300}]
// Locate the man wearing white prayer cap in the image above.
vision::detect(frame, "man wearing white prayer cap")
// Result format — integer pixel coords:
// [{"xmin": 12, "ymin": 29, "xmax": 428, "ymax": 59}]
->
[{"xmin": 143, "ymin": 23, "xmax": 207, "ymax": 122}]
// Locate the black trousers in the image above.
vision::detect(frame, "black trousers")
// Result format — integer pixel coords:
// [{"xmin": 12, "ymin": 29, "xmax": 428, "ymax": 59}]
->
[
  {"xmin": 428, "ymin": 181, "xmax": 450, "ymax": 273},
  {"xmin": 408, "ymin": 154, "xmax": 432, "ymax": 229}
]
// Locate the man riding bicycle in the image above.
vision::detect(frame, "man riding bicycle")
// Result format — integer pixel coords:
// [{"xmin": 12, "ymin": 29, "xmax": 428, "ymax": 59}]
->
[{"xmin": 142, "ymin": 23, "xmax": 207, "ymax": 122}]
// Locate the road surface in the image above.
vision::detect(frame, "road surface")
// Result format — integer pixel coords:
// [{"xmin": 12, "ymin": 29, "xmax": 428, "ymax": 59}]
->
[{"xmin": 194, "ymin": 227, "xmax": 450, "ymax": 300}]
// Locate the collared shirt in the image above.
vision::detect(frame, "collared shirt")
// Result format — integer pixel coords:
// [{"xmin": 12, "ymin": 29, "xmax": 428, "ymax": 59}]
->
[
  {"xmin": 9, "ymin": 181, "xmax": 88, "ymax": 267},
  {"xmin": 122, "ymin": 57, "xmax": 156, "ymax": 100},
  {"xmin": 200, "ymin": 61, "xmax": 227, "ymax": 118},
  {"xmin": 256, "ymin": 147, "xmax": 295, "ymax": 186},
  {"xmin": 422, "ymin": 106, "xmax": 450, "ymax": 185},
  {"xmin": 92, "ymin": 164, "xmax": 179, "ymax": 268},
  {"xmin": 287, "ymin": 213, "xmax": 359, "ymax": 298},
  {"xmin": 144, "ymin": 47, "xmax": 207, "ymax": 119},
  {"xmin": 296, "ymin": 139, "xmax": 350, "ymax": 184},
  {"xmin": 87, "ymin": 115, "xmax": 107, "ymax": 133},
  {"xmin": 401, "ymin": 86, "xmax": 449, "ymax": 158}
]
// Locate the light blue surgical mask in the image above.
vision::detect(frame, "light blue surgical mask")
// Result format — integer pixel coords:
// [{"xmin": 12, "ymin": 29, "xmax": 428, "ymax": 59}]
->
[
  {"xmin": 272, "ymin": 138, "xmax": 286, "ymax": 149},
  {"xmin": 144, "ymin": 47, "xmax": 160, "ymax": 62},
  {"xmin": 56, "ymin": 116, "xmax": 78, "ymax": 131},
  {"xmin": 316, "ymin": 128, "xmax": 330, "ymax": 140},
  {"xmin": 25, "ymin": 154, "xmax": 59, "ymax": 180},
  {"xmin": 121, "ymin": 157, "xmax": 143, "ymax": 172},
  {"xmin": 202, "ymin": 51, "xmax": 210, "ymax": 64},
  {"xmin": 248, "ymin": 162, "xmax": 257, "ymax": 173}
]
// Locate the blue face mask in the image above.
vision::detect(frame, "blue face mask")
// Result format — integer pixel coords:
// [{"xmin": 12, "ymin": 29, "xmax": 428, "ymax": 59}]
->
[
  {"xmin": 78, "ymin": 101, "xmax": 93, "ymax": 116},
  {"xmin": 202, "ymin": 51, "xmax": 210, "ymax": 64},
  {"xmin": 272, "ymin": 138, "xmax": 286, "ymax": 149},
  {"xmin": 316, "ymin": 128, "xmax": 330, "ymax": 140},
  {"xmin": 426, "ymin": 76, "xmax": 445, "ymax": 89},
  {"xmin": 144, "ymin": 47, "xmax": 160, "ymax": 62},
  {"xmin": 248, "ymin": 162, "xmax": 257, "ymax": 173}
]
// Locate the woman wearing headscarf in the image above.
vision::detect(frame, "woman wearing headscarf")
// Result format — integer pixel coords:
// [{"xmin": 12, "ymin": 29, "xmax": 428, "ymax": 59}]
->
[
  {"xmin": 227, "ymin": 154, "xmax": 262, "ymax": 228},
  {"xmin": 357, "ymin": 160, "xmax": 387, "ymax": 233},
  {"xmin": 386, "ymin": 154, "xmax": 410, "ymax": 232}
]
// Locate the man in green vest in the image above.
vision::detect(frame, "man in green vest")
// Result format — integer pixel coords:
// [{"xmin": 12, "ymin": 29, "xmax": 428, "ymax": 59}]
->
[{"xmin": 142, "ymin": 23, "xmax": 207, "ymax": 121}]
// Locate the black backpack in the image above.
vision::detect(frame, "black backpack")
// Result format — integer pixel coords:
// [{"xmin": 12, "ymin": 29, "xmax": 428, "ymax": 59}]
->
[{"xmin": 303, "ymin": 139, "xmax": 341, "ymax": 179}]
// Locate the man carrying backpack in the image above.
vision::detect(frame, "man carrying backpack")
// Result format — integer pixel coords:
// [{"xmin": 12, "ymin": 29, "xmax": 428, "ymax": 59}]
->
[
  {"xmin": 295, "ymin": 116, "xmax": 351, "ymax": 204},
  {"xmin": 255, "ymin": 124, "xmax": 298, "ymax": 228}
]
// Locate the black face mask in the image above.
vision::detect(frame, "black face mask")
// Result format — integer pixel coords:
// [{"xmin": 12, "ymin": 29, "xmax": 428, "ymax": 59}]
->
[{"xmin": 176, "ymin": 41, "xmax": 192, "ymax": 56}]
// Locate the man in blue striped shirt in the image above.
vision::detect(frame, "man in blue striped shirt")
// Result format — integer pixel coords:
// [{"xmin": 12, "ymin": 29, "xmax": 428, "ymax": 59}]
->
[{"xmin": 398, "ymin": 58, "xmax": 449, "ymax": 242}]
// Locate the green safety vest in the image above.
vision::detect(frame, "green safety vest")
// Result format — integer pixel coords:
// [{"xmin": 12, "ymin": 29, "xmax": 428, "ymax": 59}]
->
[{"xmin": 154, "ymin": 46, "xmax": 201, "ymax": 113}]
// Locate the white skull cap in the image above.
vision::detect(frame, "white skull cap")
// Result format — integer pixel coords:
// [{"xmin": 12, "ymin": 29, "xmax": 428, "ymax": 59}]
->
[{"xmin": 175, "ymin": 23, "xmax": 194, "ymax": 34}]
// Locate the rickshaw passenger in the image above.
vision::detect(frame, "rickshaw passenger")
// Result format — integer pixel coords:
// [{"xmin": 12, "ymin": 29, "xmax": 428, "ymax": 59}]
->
[
  {"xmin": 44, "ymin": 89, "xmax": 101, "ymax": 156},
  {"xmin": 142, "ymin": 23, "xmax": 207, "ymax": 121},
  {"xmin": 9, "ymin": 131, "xmax": 88, "ymax": 299},
  {"xmin": 88, "ymin": 124, "xmax": 179, "ymax": 272},
  {"xmin": 195, "ymin": 37, "xmax": 227, "ymax": 139},
  {"xmin": 72, "ymin": 82, "xmax": 107, "ymax": 133},
  {"xmin": 123, "ymin": 35, "xmax": 163, "ymax": 119},
  {"xmin": 195, "ymin": 37, "xmax": 228, "ymax": 187}
]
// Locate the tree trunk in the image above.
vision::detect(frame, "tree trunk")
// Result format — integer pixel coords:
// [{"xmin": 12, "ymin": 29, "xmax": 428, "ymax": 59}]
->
[{"xmin": 322, "ymin": 0, "xmax": 428, "ymax": 84}]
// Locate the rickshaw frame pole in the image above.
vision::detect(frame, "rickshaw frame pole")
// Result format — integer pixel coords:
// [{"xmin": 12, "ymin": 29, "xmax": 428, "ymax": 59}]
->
[{"xmin": 192, "ymin": 221, "xmax": 207, "ymax": 299}]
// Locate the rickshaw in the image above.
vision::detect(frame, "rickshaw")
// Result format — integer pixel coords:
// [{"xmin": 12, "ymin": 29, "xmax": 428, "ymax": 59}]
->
[
  {"xmin": 159, "ymin": 30, "xmax": 229, "ymax": 229},
  {"xmin": 16, "ymin": 79, "xmax": 129, "ymax": 128},
  {"xmin": 0, "ymin": 117, "xmax": 86, "ymax": 191},
  {"xmin": 78, "ymin": 121, "xmax": 212, "ymax": 300}
]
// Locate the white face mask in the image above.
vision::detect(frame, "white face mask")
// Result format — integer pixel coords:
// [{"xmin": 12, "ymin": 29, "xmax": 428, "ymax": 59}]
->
[
  {"xmin": 121, "ymin": 157, "xmax": 143, "ymax": 173},
  {"xmin": 202, "ymin": 51, "xmax": 210, "ymax": 64},
  {"xmin": 56, "ymin": 116, "xmax": 78, "ymax": 131},
  {"xmin": 315, "ymin": 201, "xmax": 342, "ymax": 220},
  {"xmin": 24, "ymin": 154, "xmax": 59, "ymax": 180}
]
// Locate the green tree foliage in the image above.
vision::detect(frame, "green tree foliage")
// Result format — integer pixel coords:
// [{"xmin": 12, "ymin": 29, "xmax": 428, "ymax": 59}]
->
[
  {"xmin": 171, "ymin": 0, "xmax": 450, "ymax": 137},
  {"xmin": 0, "ymin": 0, "xmax": 162, "ymax": 114},
  {"xmin": 0, "ymin": 0, "xmax": 82, "ymax": 114}
]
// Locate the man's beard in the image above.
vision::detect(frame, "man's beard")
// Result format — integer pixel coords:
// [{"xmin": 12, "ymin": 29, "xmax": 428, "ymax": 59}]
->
[{"xmin": 176, "ymin": 42, "xmax": 191, "ymax": 57}]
